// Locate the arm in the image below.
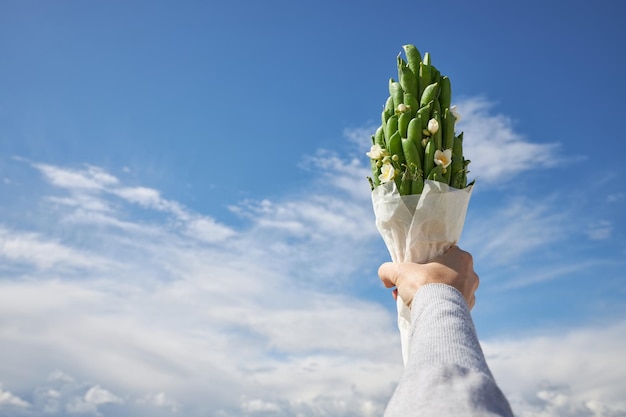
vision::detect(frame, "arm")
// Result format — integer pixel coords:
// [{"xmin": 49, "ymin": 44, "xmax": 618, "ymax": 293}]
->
[{"xmin": 379, "ymin": 247, "xmax": 514, "ymax": 417}]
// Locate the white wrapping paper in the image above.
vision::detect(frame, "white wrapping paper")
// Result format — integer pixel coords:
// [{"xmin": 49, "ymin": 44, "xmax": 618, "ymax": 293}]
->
[{"xmin": 372, "ymin": 179, "xmax": 473, "ymax": 365}]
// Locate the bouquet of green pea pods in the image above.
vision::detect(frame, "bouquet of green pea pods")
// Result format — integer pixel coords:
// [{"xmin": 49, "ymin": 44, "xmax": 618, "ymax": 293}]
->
[
  {"xmin": 368, "ymin": 45, "xmax": 474, "ymax": 366},
  {"xmin": 367, "ymin": 44, "xmax": 470, "ymax": 192}
]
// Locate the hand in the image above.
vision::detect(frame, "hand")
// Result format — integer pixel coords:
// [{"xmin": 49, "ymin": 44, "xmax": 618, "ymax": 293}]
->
[{"xmin": 378, "ymin": 246, "xmax": 479, "ymax": 309}]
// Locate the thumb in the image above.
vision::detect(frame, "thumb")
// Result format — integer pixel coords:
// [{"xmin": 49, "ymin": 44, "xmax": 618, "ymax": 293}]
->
[{"xmin": 378, "ymin": 262, "xmax": 398, "ymax": 288}]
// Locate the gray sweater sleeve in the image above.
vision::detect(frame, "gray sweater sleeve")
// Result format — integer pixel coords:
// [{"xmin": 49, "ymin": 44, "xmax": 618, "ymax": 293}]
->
[{"xmin": 384, "ymin": 284, "xmax": 514, "ymax": 417}]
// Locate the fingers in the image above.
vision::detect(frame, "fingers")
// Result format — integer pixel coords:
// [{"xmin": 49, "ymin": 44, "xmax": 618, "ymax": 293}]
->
[{"xmin": 378, "ymin": 262, "xmax": 398, "ymax": 288}]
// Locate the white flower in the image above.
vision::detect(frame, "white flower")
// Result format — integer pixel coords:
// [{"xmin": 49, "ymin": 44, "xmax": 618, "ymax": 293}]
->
[
  {"xmin": 396, "ymin": 103, "xmax": 410, "ymax": 114},
  {"xmin": 427, "ymin": 118, "xmax": 439, "ymax": 135},
  {"xmin": 379, "ymin": 163, "xmax": 395, "ymax": 183},
  {"xmin": 434, "ymin": 149, "xmax": 452, "ymax": 169},
  {"xmin": 450, "ymin": 105, "xmax": 462, "ymax": 122},
  {"xmin": 366, "ymin": 144, "xmax": 387, "ymax": 160}
]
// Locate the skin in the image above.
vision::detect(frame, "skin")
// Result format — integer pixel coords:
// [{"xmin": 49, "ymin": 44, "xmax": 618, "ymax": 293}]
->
[{"xmin": 378, "ymin": 246, "xmax": 479, "ymax": 310}]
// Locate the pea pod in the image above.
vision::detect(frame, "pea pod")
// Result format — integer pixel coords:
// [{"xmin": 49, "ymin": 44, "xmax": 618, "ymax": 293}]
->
[
  {"xmin": 399, "ymin": 170, "xmax": 412, "ymax": 195},
  {"xmin": 419, "ymin": 61, "xmax": 432, "ymax": 98},
  {"xmin": 411, "ymin": 172, "xmax": 424, "ymax": 194},
  {"xmin": 384, "ymin": 96, "xmax": 394, "ymax": 118},
  {"xmin": 443, "ymin": 108, "xmax": 455, "ymax": 150},
  {"xmin": 401, "ymin": 137, "xmax": 422, "ymax": 172},
  {"xmin": 423, "ymin": 52, "xmax": 431, "ymax": 66},
  {"xmin": 431, "ymin": 66, "xmax": 441, "ymax": 87},
  {"xmin": 427, "ymin": 165, "xmax": 445, "ymax": 183},
  {"xmin": 452, "ymin": 159, "xmax": 471, "ymax": 189},
  {"xmin": 374, "ymin": 125, "xmax": 385, "ymax": 147},
  {"xmin": 440, "ymin": 76, "xmax": 451, "ymax": 110},
  {"xmin": 403, "ymin": 92, "xmax": 419, "ymax": 117},
  {"xmin": 402, "ymin": 44, "xmax": 422, "ymax": 80},
  {"xmin": 420, "ymin": 81, "xmax": 439, "ymax": 108},
  {"xmin": 389, "ymin": 79, "xmax": 404, "ymax": 110},
  {"xmin": 381, "ymin": 109, "xmax": 390, "ymax": 127},
  {"xmin": 443, "ymin": 163, "xmax": 452, "ymax": 185},
  {"xmin": 450, "ymin": 134, "xmax": 465, "ymax": 188},
  {"xmin": 388, "ymin": 131, "xmax": 405, "ymax": 165},
  {"xmin": 423, "ymin": 137, "xmax": 435, "ymax": 178},
  {"xmin": 417, "ymin": 102, "xmax": 432, "ymax": 131},
  {"xmin": 385, "ymin": 114, "xmax": 398, "ymax": 147},
  {"xmin": 407, "ymin": 116, "xmax": 422, "ymax": 145},
  {"xmin": 408, "ymin": 115, "xmax": 424, "ymax": 168},
  {"xmin": 398, "ymin": 56, "xmax": 418, "ymax": 96},
  {"xmin": 398, "ymin": 111, "xmax": 412, "ymax": 138},
  {"xmin": 432, "ymin": 109, "xmax": 442, "ymax": 150}
]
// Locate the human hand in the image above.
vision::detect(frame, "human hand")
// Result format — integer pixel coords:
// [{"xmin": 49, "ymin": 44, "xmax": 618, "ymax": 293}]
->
[{"xmin": 378, "ymin": 246, "xmax": 479, "ymax": 309}]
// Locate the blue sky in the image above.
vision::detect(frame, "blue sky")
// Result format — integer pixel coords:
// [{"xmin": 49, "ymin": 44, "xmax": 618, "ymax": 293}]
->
[{"xmin": 1, "ymin": 1, "xmax": 625, "ymax": 416}]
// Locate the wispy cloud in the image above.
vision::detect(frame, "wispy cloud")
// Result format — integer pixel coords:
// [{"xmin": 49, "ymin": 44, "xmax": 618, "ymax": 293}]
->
[
  {"xmin": 456, "ymin": 97, "xmax": 562, "ymax": 184},
  {"xmin": 463, "ymin": 195, "xmax": 570, "ymax": 265},
  {"xmin": 484, "ymin": 320, "xmax": 626, "ymax": 417},
  {"xmin": 1, "ymin": 158, "xmax": 399, "ymax": 417},
  {"xmin": 1, "ymin": 98, "xmax": 623, "ymax": 416}
]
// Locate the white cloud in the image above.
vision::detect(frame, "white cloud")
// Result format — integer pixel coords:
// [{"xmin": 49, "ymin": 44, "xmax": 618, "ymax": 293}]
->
[
  {"xmin": 456, "ymin": 97, "xmax": 561, "ymax": 184},
  {"xmin": 0, "ymin": 226, "xmax": 114, "ymax": 270},
  {"xmin": 484, "ymin": 320, "xmax": 626, "ymax": 417},
  {"xmin": 84, "ymin": 385, "xmax": 123, "ymax": 406},
  {"xmin": 0, "ymin": 385, "xmax": 29, "ymax": 408},
  {"xmin": 2, "ymin": 110, "xmax": 621, "ymax": 417},
  {"xmin": 463, "ymin": 196, "xmax": 569, "ymax": 265},
  {"xmin": 36, "ymin": 163, "xmax": 119, "ymax": 190},
  {"xmin": 586, "ymin": 220, "xmax": 613, "ymax": 240},
  {"xmin": 1, "ymin": 159, "xmax": 400, "ymax": 417},
  {"xmin": 137, "ymin": 392, "xmax": 180, "ymax": 412}
]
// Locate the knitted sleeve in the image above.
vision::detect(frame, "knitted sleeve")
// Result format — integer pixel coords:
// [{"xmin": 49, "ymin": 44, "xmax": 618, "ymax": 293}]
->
[{"xmin": 384, "ymin": 283, "xmax": 514, "ymax": 417}]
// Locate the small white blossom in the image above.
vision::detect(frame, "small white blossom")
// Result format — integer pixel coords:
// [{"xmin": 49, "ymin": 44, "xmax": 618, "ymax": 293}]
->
[
  {"xmin": 379, "ymin": 163, "xmax": 395, "ymax": 183},
  {"xmin": 395, "ymin": 103, "xmax": 412, "ymax": 114},
  {"xmin": 427, "ymin": 118, "xmax": 439, "ymax": 135},
  {"xmin": 450, "ymin": 105, "xmax": 462, "ymax": 122},
  {"xmin": 434, "ymin": 149, "xmax": 452, "ymax": 169},
  {"xmin": 366, "ymin": 144, "xmax": 387, "ymax": 160}
]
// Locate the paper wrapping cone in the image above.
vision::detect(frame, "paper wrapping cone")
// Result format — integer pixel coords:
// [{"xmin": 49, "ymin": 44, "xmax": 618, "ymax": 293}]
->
[{"xmin": 372, "ymin": 179, "xmax": 473, "ymax": 365}]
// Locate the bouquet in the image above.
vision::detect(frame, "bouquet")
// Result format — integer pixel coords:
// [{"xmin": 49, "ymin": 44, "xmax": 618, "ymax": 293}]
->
[{"xmin": 367, "ymin": 45, "xmax": 474, "ymax": 365}]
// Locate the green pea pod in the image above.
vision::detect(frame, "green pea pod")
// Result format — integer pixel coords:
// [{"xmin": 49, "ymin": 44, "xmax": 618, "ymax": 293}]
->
[
  {"xmin": 402, "ymin": 44, "xmax": 422, "ymax": 79},
  {"xmin": 398, "ymin": 56, "xmax": 418, "ymax": 96},
  {"xmin": 427, "ymin": 165, "xmax": 444, "ymax": 183},
  {"xmin": 388, "ymin": 131, "xmax": 405, "ymax": 165},
  {"xmin": 431, "ymin": 66, "xmax": 441, "ymax": 87},
  {"xmin": 417, "ymin": 102, "xmax": 432, "ymax": 130},
  {"xmin": 440, "ymin": 76, "xmax": 451, "ymax": 110},
  {"xmin": 419, "ymin": 62, "xmax": 432, "ymax": 99},
  {"xmin": 408, "ymin": 115, "xmax": 424, "ymax": 168},
  {"xmin": 385, "ymin": 114, "xmax": 398, "ymax": 147},
  {"xmin": 433, "ymin": 98, "xmax": 441, "ymax": 116},
  {"xmin": 381, "ymin": 109, "xmax": 390, "ymax": 127},
  {"xmin": 443, "ymin": 164, "xmax": 452, "ymax": 185},
  {"xmin": 403, "ymin": 92, "xmax": 419, "ymax": 117},
  {"xmin": 399, "ymin": 170, "xmax": 412, "ymax": 195},
  {"xmin": 423, "ymin": 52, "xmax": 431, "ymax": 66},
  {"xmin": 389, "ymin": 79, "xmax": 404, "ymax": 110},
  {"xmin": 450, "ymin": 135, "xmax": 465, "ymax": 188},
  {"xmin": 443, "ymin": 108, "xmax": 455, "ymax": 150},
  {"xmin": 450, "ymin": 171, "xmax": 463, "ymax": 189},
  {"xmin": 374, "ymin": 125, "xmax": 385, "ymax": 147},
  {"xmin": 384, "ymin": 96, "xmax": 395, "ymax": 117},
  {"xmin": 420, "ymin": 81, "xmax": 439, "ymax": 108},
  {"xmin": 398, "ymin": 111, "xmax": 411, "ymax": 138},
  {"xmin": 401, "ymin": 137, "xmax": 422, "ymax": 172},
  {"xmin": 432, "ymin": 109, "xmax": 442, "ymax": 150},
  {"xmin": 423, "ymin": 137, "xmax": 435, "ymax": 178},
  {"xmin": 411, "ymin": 174, "xmax": 424, "ymax": 194}
]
